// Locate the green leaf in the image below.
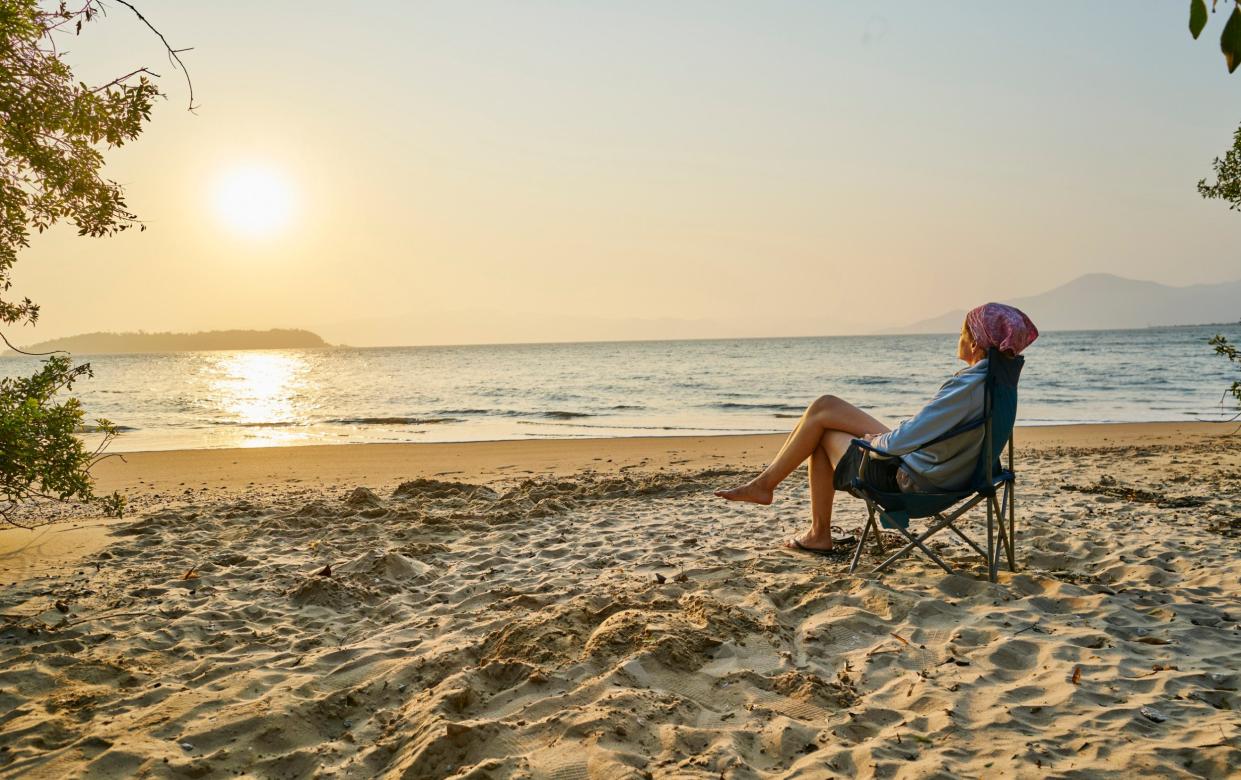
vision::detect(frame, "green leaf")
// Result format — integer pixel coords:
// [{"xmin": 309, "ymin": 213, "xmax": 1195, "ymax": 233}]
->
[
  {"xmin": 1224, "ymin": 4, "xmax": 1241, "ymax": 73},
  {"xmin": 1191, "ymin": 0, "xmax": 1209, "ymax": 39}
]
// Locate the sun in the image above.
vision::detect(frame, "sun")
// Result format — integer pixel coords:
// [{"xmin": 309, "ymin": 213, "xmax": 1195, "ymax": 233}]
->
[{"xmin": 212, "ymin": 165, "xmax": 295, "ymax": 238}]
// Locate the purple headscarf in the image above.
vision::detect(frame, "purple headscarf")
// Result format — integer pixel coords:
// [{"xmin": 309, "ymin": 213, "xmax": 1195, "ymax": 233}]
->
[{"xmin": 965, "ymin": 303, "xmax": 1038, "ymax": 356}]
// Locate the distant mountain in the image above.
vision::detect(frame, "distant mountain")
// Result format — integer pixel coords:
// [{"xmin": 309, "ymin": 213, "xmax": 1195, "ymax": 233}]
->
[
  {"xmin": 889, "ymin": 274, "xmax": 1241, "ymax": 333},
  {"xmin": 7, "ymin": 328, "xmax": 329, "ymax": 355}
]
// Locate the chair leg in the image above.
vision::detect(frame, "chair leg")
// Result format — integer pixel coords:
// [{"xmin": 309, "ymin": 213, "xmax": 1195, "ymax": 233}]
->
[
  {"xmin": 934, "ymin": 495, "xmax": 989, "ymax": 567},
  {"xmin": 849, "ymin": 503, "xmax": 873, "ymax": 574},
  {"xmin": 873, "ymin": 526, "xmax": 956, "ymax": 576},
  {"xmin": 944, "ymin": 517, "xmax": 988, "ymax": 560},
  {"xmin": 1002, "ymin": 478, "xmax": 1012, "ymax": 567},
  {"xmin": 998, "ymin": 483, "xmax": 1013, "ymax": 572},
  {"xmin": 994, "ymin": 494, "xmax": 1009, "ymax": 557},
  {"xmin": 859, "ymin": 493, "xmax": 994, "ymax": 579},
  {"xmin": 869, "ymin": 506, "xmax": 885, "ymax": 555},
  {"xmin": 988, "ymin": 494, "xmax": 1006, "ymax": 583},
  {"xmin": 986, "ymin": 494, "xmax": 996, "ymax": 583}
]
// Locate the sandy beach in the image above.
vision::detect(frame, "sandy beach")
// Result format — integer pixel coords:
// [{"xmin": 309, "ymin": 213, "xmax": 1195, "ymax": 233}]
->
[{"xmin": 1, "ymin": 422, "xmax": 1238, "ymax": 778}]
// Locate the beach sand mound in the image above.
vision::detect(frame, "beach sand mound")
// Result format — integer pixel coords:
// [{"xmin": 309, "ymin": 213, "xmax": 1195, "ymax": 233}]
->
[
  {"xmin": 337, "ymin": 549, "xmax": 429, "ymax": 580},
  {"xmin": 344, "ymin": 486, "xmax": 385, "ymax": 509},
  {"xmin": 2, "ymin": 446, "xmax": 1240, "ymax": 779},
  {"xmin": 392, "ymin": 478, "xmax": 498, "ymax": 502},
  {"xmin": 287, "ymin": 574, "xmax": 370, "ymax": 608}
]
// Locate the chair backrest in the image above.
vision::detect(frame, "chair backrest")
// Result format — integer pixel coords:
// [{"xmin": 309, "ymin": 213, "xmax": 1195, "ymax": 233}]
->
[
  {"xmin": 855, "ymin": 348, "xmax": 1026, "ymax": 526},
  {"xmin": 975, "ymin": 348, "xmax": 1024, "ymax": 485}
]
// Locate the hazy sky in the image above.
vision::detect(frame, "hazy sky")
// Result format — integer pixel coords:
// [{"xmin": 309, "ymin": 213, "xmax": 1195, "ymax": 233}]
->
[{"xmin": 11, "ymin": 2, "xmax": 1241, "ymax": 345}]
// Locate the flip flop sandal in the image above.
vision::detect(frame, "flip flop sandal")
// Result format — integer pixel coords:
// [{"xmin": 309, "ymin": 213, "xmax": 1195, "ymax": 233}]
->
[{"xmin": 789, "ymin": 538, "xmax": 856, "ymax": 558}]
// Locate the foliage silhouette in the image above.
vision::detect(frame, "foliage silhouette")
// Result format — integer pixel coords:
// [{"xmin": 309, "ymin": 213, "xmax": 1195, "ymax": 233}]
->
[
  {"xmin": 1198, "ymin": 125, "xmax": 1241, "ymax": 211},
  {"xmin": 0, "ymin": 0, "xmax": 188, "ymax": 526},
  {"xmin": 1188, "ymin": 1, "xmax": 1241, "ymax": 210},
  {"xmin": 1209, "ymin": 334, "xmax": 1241, "ymax": 419}
]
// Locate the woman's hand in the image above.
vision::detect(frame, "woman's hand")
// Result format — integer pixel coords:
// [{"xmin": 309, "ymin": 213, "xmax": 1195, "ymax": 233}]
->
[{"xmin": 861, "ymin": 433, "xmax": 878, "ymax": 443}]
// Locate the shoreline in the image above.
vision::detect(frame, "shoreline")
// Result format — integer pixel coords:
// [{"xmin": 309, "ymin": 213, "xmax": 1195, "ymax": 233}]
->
[
  {"xmin": 82, "ymin": 417, "xmax": 1241, "ymax": 455},
  {"xmin": 88, "ymin": 420, "xmax": 1236, "ymax": 495}
]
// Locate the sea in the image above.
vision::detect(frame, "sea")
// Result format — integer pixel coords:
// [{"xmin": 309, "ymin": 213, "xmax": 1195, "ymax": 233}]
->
[{"xmin": 2, "ymin": 324, "xmax": 1238, "ymax": 452}]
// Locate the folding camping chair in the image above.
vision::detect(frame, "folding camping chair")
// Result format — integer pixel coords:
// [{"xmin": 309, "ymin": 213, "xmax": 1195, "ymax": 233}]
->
[{"xmin": 845, "ymin": 349, "xmax": 1023, "ymax": 583}]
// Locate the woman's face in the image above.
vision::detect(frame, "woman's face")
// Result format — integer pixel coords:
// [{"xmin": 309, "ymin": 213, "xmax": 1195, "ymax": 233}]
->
[{"xmin": 958, "ymin": 325, "xmax": 985, "ymax": 364}]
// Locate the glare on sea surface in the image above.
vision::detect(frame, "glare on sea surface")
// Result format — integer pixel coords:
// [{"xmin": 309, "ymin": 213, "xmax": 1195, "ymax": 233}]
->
[
  {"xmin": 211, "ymin": 165, "xmax": 295, "ymax": 237},
  {"xmin": 207, "ymin": 352, "xmax": 310, "ymax": 447}
]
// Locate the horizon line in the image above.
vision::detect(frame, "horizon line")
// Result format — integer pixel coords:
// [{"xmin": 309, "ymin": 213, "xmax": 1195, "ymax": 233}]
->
[{"xmin": 4, "ymin": 319, "xmax": 1238, "ymax": 357}]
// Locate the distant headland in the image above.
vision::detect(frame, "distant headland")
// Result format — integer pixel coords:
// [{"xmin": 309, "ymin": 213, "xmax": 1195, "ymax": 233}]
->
[{"xmin": 6, "ymin": 329, "xmax": 330, "ymax": 355}]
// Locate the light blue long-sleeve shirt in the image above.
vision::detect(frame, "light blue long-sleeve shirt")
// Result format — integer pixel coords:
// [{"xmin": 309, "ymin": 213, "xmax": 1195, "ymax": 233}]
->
[{"xmin": 869, "ymin": 359, "xmax": 988, "ymax": 491}]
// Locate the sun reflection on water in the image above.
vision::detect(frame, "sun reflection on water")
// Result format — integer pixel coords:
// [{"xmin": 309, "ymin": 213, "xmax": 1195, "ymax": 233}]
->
[{"xmin": 207, "ymin": 351, "xmax": 311, "ymax": 446}]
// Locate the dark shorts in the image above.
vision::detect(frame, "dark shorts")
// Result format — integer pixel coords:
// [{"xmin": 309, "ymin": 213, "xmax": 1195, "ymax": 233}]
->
[{"xmin": 834, "ymin": 440, "xmax": 902, "ymax": 495}]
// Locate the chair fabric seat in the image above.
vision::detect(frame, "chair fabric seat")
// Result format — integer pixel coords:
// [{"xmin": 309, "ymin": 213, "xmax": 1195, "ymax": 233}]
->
[{"xmin": 851, "ymin": 470, "xmax": 1015, "ymax": 529}]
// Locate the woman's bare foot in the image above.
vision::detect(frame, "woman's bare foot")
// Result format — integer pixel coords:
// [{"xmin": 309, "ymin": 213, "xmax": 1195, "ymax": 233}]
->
[{"xmin": 714, "ymin": 479, "xmax": 774, "ymax": 505}]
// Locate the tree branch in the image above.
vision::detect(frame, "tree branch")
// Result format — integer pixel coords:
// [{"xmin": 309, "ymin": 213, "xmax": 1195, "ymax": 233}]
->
[
  {"xmin": 89, "ymin": 67, "xmax": 159, "ymax": 93},
  {"xmin": 108, "ymin": 0, "xmax": 196, "ymax": 111},
  {"xmin": 0, "ymin": 330, "xmax": 66, "ymax": 357}
]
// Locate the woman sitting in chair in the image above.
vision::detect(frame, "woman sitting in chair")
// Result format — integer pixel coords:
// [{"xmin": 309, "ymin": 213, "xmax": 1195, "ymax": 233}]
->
[{"xmin": 715, "ymin": 302, "xmax": 1038, "ymax": 555}]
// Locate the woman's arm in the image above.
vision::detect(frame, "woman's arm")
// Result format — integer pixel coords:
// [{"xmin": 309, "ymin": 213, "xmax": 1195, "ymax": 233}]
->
[{"xmin": 867, "ymin": 371, "xmax": 984, "ymax": 456}]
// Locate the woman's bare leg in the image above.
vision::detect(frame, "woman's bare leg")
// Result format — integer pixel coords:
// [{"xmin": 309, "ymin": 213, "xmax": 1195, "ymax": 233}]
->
[
  {"xmin": 789, "ymin": 430, "xmax": 864, "ymax": 550},
  {"xmin": 715, "ymin": 394, "xmax": 889, "ymax": 505}
]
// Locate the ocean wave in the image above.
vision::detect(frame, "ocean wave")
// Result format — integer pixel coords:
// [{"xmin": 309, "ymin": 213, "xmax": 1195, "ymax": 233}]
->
[
  {"xmin": 229, "ymin": 421, "xmax": 301, "ymax": 428},
  {"xmin": 713, "ymin": 402, "xmax": 806, "ymax": 413},
  {"xmin": 148, "ymin": 420, "xmax": 303, "ymax": 429},
  {"xmin": 839, "ymin": 376, "xmax": 896, "ymax": 385},
  {"xmin": 539, "ymin": 410, "xmax": 594, "ymax": 420},
  {"xmin": 327, "ymin": 416, "xmax": 463, "ymax": 426},
  {"xmin": 517, "ymin": 419, "xmax": 780, "ymax": 433}
]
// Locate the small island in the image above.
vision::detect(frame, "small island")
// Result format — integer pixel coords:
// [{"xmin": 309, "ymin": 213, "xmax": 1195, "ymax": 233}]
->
[{"xmin": 7, "ymin": 328, "xmax": 330, "ymax": 355}]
